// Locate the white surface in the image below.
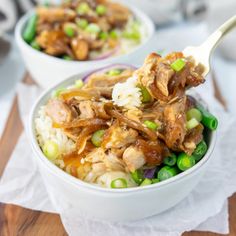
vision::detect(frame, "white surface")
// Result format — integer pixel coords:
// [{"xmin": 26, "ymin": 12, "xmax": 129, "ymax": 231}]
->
[
  {"xmin": 15, "ymin": 7, "xmax": 155, "ymax": 89},
  {"xmin": 0, "ymin": 35, "xmax": 25, "ymax": 137}
]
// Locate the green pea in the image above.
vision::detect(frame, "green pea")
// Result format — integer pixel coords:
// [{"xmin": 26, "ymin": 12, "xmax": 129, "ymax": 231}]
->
[
  {"xmin": 64, "ymin": 26, "xmax": 75, "ymax": 37},
  {"xmin": 76, "ymin": 19, "xmax": 88, "ymax": 29},
  {"xmin": 96, "ymin": 5, "xmax": 107, "ymax": 15},
  {"xmin": 110, "ymin": 30, "xmax": 118, "ymax": 39},
  {"xmin": 76, "ymin": 2, "xmax": 90, "ymax": 15},
  {"xmin": 99, "ymin": 32, "xmax": 109, "ymax": 40},
  {"xmin": 86, "ymin": 23, "xmax": 101, "ymax": 34},
  {"xmin": 91, "ymin": 129, "xmax": 105, "ymax": 147}
]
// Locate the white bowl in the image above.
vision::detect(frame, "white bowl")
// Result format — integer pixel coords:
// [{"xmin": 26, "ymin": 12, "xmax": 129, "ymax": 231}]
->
[
  {"xmin": 15, "ymin": 5, "xmax": 155, "ymax": 89},
  {"xmin": 28, "ymin": 70, "xmax": 217, "ymax": 222}
]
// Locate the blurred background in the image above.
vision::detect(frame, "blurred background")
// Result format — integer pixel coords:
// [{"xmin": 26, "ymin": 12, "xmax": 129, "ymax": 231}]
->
[{"xmin": 0, "ymin": 0, "xmax": 236, "ymax": 136}]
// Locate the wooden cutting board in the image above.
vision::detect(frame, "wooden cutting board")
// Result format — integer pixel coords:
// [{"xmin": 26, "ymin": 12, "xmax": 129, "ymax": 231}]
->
[{"xmin": 0, "ymin": 74, "xmax": 235, "ymax": 236}]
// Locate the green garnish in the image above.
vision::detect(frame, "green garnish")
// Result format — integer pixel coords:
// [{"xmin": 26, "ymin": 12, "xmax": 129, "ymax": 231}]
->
[
  {"xmin": 111, "ymin": 178, "xmax": 128, "ymax": 188},
  {"xmin": 76, "ymin": 19, "xmax": 88, "ymax": 29},
  {"xmin": 76, "ymin": 2, "xmax": 90, "ymax": 15},
  {"xmin": 177, "ymin": 153, "xmax": 196, "ymax": 171},
  {"xmin": 42, "ymin": 141, "xmax": 59, "ymax": 161},
  {"xmin": 96, "ymin": 5, "xmax": 107, "ymax": 15},
  {"xmin": 170, "ymin": 59, "xmax": 186, "ymax": 72},
  {"xmin": 91, "ymin": 129, "xmax": 105, "ymax": 147},
  {"xmin": 143, "ymin": 120, "xmax": 158, "ymax": 131},
  {"xmin": 75, "ymin": 79, "xmax": 84, "ymax": 89}
]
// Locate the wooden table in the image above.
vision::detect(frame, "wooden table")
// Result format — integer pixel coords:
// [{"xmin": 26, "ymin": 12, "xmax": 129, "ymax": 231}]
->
[{"xmin": 0, "ymin": 75, "xmax": 235, "ymax": 236}]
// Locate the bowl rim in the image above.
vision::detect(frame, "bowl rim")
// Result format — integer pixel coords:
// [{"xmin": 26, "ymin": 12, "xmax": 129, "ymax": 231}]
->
[
  {"xmin": 15, "ymin": 2, "xmax": 155, "ymax": 65},
  {"xmin": 28, "ymin": 67, "xmax": 217, "ymax": 194}
]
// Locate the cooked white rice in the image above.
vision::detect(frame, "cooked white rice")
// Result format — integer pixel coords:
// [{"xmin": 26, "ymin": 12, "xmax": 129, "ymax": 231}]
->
[{"xmin": 35, "ymin": 106, "xmax": 76, "ymax": 159}]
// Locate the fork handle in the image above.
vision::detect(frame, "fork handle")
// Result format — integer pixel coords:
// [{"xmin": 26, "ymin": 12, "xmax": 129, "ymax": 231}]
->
[{"xmin": 200, "ymin": 15, "xmax": 236, "ymax": 54}]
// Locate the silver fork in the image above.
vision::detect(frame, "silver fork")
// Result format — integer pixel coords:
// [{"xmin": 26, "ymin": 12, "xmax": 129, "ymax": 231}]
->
[{"xmin": 183, "ymin": 15, "xmax": 236, "ymax": 76}]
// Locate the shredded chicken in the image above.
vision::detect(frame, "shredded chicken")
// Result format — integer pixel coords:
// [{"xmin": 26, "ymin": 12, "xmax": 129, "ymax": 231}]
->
[
  {"xmin": 123, "ymin": 146, "xmax": 146, "ymax": 172},
  {"xmin": 40, "ymin": 52, "xmax": 209, "ymax": 188}
]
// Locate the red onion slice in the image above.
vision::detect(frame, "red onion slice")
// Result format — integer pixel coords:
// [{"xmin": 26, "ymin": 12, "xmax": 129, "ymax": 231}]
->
[
  {"xmin": 91, "ymin": 44, "xmax": 120, "ymax": 61},
  {"xmin": 82, "ymin": 64, "xmax": 137, "ymax": 83},
  {"xmin": 143, "ymin": 168, "xmax": 156, "ymax": 179}
]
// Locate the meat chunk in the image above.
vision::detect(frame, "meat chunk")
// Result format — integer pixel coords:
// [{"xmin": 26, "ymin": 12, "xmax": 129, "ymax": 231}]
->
[
  {"xmin": 123, "ymin": 146, "xmax": 146, "ymax": 172},
  {"xmin": 71, "ymin": 38, "xmax": 89, "ymax": 60},
  {"xmin": 46, "ymin": 99, "xmax": 73, "ymax": 124},
  {"xmin": 79, "ymin": 101, "xmax": 95, "ymax": 119},
  {"xmin": 36, "ymin": 30, "xmax": 69, "ymax": 56},
  {"xmin": 102, "ymin": 125, "xmax": 138, "ymax": 149},
  {"xmin": 163, "ymin": 97, "xmax": 186, "ymax": 151},
  {"xmin": 155, "ymin": 63, "xmax": 174, "ymax": 97},
  {"xmin": 37, "ymin": 7, "xmax": 76, "ymax": 23},
  {"xmin": 182, "ymin": 124, "xmax": 204, "ymax": 154}
]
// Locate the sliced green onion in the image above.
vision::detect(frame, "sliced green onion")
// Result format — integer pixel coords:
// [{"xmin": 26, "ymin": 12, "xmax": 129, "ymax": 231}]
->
[
  {"xmin": 186, "ymin": 118, "xmax": 199, "ymax": 130},
  {"xmin": 76, "ymin": 19, "xmax": 88, "ymax": 29},
  {"xmin": 140, "ymin": 178, "xmax": 152, "ymax": 186},
  {"xmin": 76, "ymin": 2, "xmax": 90, "ymax": 15},
  {"xmin": 143, "ymin": 120, "xmax": 158, "ymax": 131},
  {"xmin": 86, "ymin": 23, "xmax": 101, "ymax": 34},
  {"xmin": 186, "ymin": 108, "xmax": 202, "ymax": 122},
  {"xmin": 30, "ymin": 40, "xmax": 40, "ymax": 50},
  {"xmin": 91, "ymin": 129, "xmax": 105, "ymax": 147},
  {"xmin": 151, "ymin": 178, "xmax": 160, "ymax": 184},
  {"xmin": 52, "ymin": 87, "xmax": 66, "ymax": 98},
  {"xmin": 42, "ymin": 141, "xmax": 59, "ymax": 161},
  {"xmin": 196, "ymin": 104, "xmax": 218, "ymax": 131},
  {"xmin": 96, "ymin": 5, "xmax": 107, "ymax": 15},
  {"xmin": 64, "ymin": 26, "xmax": 75, "ymax": 37},
  {"xmin": 111, "ymin": 178, "xmax": 127, "ymax": 188},
  {"xmin": 110, "ymin": 30, "xmax": 118, "ymax": 39},
  {"xmin": 163, "ymin": 153, "xmax": 177, "ymax": 166},
  {"xmin": 139, "ymin": 85, "xmax": 152, "ymax": 103},
  {"xmin": 99, "ymin": 32, "xmax": 109, "ymax": 40},
  {"xmin": 131, "ymin": 170, "xmax": 143, "ymax": 185},
  {"xmin": 192, "ymin": 140, "xmax": 208, "ymax": 162},
  {"xmin": 106, "ymin": 69, "xmax": 122, "ymax": 76},
  {"xmin": 63, "ymin": 55, "xmax": 73, "ymax": 61},
  {"xmin": 170, "ymin": 59, "xmax": 186, "ymax": 72},
  {"xmin": 75, "ymin": 79, "xmax": 84, "ymax": 89},
  {"xmin": 23, "ymin": 14, "xmax": 37, "ymax": 43},
  {"xmin": 177, "ymin": 153, "xmax": 195, "ymax": 171},
  {"xmin": 122, "ymin": 30, "xmax": 140, "ymax": 41},
  {"xmin": 158, "ymin": 166, "xmax": 179, "ymax": 181}
]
